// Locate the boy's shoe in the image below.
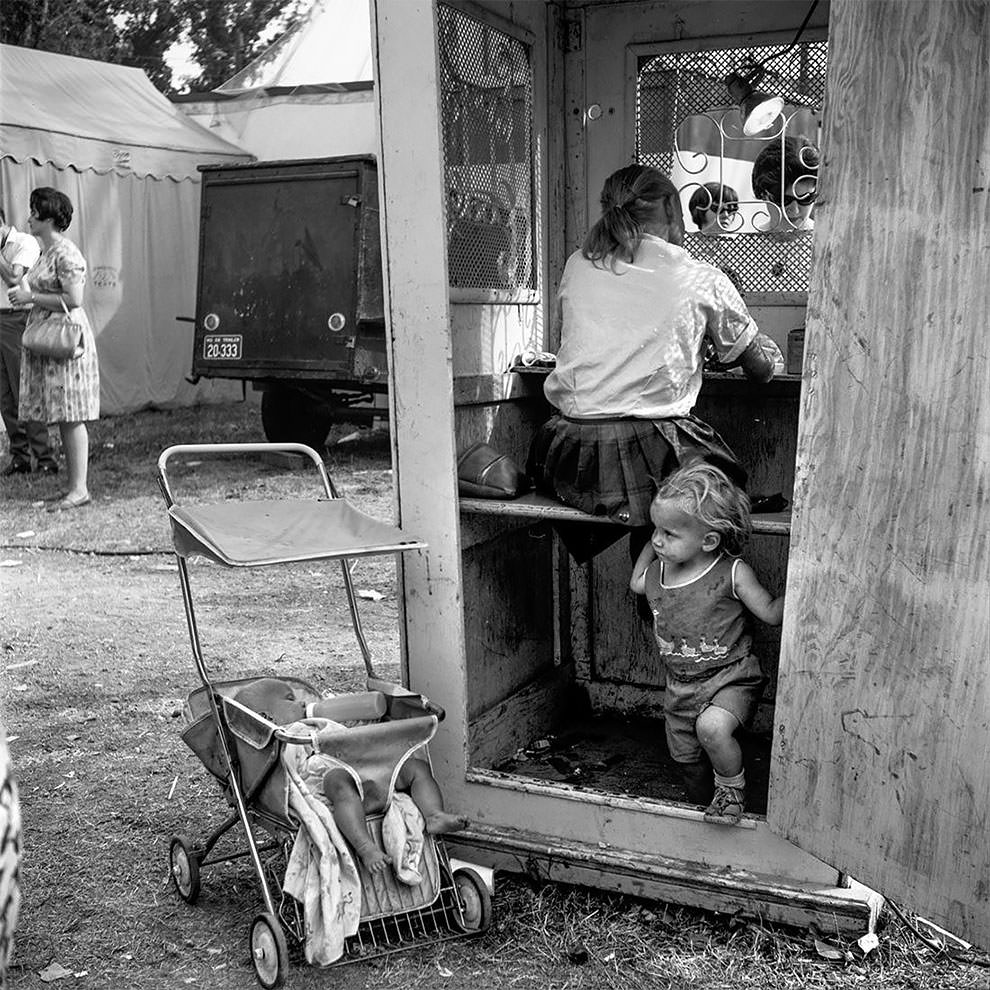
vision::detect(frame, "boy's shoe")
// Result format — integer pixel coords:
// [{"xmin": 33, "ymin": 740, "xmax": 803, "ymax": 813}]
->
[{"xmin": 703, "ymin": 784, "xmax": 745, "ymax": 825}]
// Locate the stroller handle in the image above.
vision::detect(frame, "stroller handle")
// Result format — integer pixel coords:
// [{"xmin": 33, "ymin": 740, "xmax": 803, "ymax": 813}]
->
[
  {"xmin": 420, "ymin": 699, "xmax": 446, "ymax": 721},
  {"xmin": 158, "ymin": 443, "xmax": 336, "ymax": 506}
]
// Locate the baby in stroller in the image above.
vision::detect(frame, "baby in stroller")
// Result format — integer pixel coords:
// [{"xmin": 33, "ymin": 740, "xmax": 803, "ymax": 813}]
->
[{"xmin": 234, "ymin": 678, "xmax": 469, "ymax": 875}]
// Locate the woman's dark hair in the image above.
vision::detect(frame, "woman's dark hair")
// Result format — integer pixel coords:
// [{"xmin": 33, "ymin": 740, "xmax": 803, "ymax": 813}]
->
[
  {"xmin": 688, "ymin": 182, "xmax": 739, "ymax": 227},
  {"xmin": 582, "ymin": 164, "xmax": 681, "ymax": 267},
  {"xmin": 751, "ymin": 137, "xmax": 819, "ymax": 205},
  {"xmin": 30, "ymin": 187, "xmax": 73, "ymax": 231}
]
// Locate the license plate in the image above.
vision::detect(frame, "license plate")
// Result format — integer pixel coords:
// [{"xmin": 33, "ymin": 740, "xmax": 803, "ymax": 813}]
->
[{"xmin": 202, "ymin": 334, "xmax": 242, "ymax": 361}]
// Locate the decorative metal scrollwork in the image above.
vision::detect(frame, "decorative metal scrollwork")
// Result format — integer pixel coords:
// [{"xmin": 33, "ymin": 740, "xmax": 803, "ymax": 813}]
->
[{"xmin": 438, "ymin": 4, "xmax": 535, "ymax": 294}]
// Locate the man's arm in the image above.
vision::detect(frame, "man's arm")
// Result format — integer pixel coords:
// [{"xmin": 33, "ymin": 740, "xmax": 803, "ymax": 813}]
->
[{"xmin": 0, "ymin": 255, "xmax": 26, "ymax": 289}]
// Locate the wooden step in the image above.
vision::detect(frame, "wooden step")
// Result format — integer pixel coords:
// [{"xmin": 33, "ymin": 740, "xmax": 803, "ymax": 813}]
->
[{"xmin": 460, "ymin": 493, "xmax": 790, "ymax": 535}]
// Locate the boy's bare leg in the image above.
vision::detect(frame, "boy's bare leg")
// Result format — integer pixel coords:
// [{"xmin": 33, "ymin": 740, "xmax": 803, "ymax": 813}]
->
[
  {"xmin": 695, "ymin": 706, "xmax": 746, "ymax": 824},
  {"xmin": 397, "ymin": 758, "xmax": 469, "ymax": 834},
  {"xmin": 323, "ymin": 769, "xmax": 388, "ymax": 873},
  {"xmin": 695, "ymin": 706, "xmax": 744, "ymax": 777},
  {"xmin": 678, "ymin": 758, "xmax": 714, "ymax": 805}
]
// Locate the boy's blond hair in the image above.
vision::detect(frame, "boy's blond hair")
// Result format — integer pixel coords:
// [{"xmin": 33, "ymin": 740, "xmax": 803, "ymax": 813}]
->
[{"xmin": 654, "ymin": 462, "xmax": 751, "ymax": 555}]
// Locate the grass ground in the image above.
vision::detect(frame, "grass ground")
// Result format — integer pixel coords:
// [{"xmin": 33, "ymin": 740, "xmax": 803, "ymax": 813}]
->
[{"xmin": 1, "ymin": 400, "xmax": 987, "ymax": 989}]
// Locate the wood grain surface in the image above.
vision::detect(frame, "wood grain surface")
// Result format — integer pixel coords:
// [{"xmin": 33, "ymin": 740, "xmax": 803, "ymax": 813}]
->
[{"xmin": 768, "ymin": 0, "xmax": 989, "ymax": 946}]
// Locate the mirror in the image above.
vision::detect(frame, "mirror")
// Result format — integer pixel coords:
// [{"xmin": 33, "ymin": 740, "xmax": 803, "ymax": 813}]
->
[{"xmin": 672, "ymin": 106, "xmax": 821, "ymax": 238}]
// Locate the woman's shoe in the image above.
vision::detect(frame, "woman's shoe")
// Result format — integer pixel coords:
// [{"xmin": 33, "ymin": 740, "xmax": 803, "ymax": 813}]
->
[{"xmin": 47, "ymin": 492, "xmax": 91, "ymax": 512}]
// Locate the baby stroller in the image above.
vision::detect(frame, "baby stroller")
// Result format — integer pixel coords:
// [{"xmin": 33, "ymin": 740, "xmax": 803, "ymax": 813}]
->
[{"xmin": 158, "ymin": 443, "xmax": 492, "ymax": 989}]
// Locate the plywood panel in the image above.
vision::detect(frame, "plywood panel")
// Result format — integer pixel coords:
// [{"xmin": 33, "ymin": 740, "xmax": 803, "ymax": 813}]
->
[
  {"xmin": 769, "ymin": 0, "xmax": 990, "ymax": 947},
  {"xmin": 694, "ymin": 376, "xmax": 801, "ymax": 502},
  {"xmin": 462, "ymin": 525, "xmax": 556, "ymax": 719},
  {"xmin": 467, "ymin": 665, "xmax": 577, "ymax": 766}
]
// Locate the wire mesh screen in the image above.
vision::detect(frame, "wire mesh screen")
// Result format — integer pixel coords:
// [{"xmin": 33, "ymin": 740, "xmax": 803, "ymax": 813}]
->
[
  {"xmin": 637, "ymin": 41, "xmax": 827, "ymax": 294},
  {"xmin": 438, "ymin": 4, "xmax": 536, "ymax": 293}
]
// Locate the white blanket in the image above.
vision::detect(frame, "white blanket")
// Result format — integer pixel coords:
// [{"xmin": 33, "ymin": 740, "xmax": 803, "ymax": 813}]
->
[
  {"xmin": 382, "ymin": 791, "xmax": 426, "ymax": 885},
  {"xmin": 281, "ymin": 741, "xmax": 361, "ymax": 966}
]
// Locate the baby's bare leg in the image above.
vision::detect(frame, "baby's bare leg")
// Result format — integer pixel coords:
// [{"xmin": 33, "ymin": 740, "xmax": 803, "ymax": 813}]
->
[
  {"xmin": 322, "ymin": 769, "xmax": 388, "ymax": 873},
  {"xmin": 396, "ymin": 758, "xmax": 469, "ymax": 834}
]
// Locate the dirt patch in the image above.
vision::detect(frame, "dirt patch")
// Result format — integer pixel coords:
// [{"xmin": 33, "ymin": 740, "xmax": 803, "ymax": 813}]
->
[{"xmin": 2, "ymin": 402, "xmax": 987, "ymax": 988}]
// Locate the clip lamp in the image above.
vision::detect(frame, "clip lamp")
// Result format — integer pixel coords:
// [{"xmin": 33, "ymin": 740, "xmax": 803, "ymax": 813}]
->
[
  {"xmin": 724, "ymin": 0, "xmax": 820, "ymax": 136},
  {"xmin": 725, "ymin": 66, "xmax": 785, "ymax": 136}
]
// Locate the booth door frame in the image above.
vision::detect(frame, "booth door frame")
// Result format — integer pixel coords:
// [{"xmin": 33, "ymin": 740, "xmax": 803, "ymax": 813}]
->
[
  {"xmin": 370, "ymin": 0, "xmax": 986, "ymax": 943},
  {"xmin": 369, "ymin": 0, "xmax": 855, "ymax": 918}
]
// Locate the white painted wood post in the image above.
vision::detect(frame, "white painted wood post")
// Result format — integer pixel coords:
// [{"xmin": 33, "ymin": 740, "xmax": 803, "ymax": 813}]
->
[{"xmin": 371, "ymin": 0, "xmax": 469, "ymax": 783}]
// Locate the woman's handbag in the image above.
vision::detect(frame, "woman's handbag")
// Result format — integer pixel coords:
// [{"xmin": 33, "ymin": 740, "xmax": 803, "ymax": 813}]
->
[
  {"xmin": 457, "ymin": 441, "xmax": 529, "ymax": 499},
  {"xmin": 22, "ymin": 298, "xmax": 84, "ymax": 360}
]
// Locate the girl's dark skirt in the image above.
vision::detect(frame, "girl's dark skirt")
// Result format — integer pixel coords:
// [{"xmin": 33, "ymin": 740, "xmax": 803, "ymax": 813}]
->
[{"xmin": 527, "ymin": 413, "xmax": 745, "ymax": 560}]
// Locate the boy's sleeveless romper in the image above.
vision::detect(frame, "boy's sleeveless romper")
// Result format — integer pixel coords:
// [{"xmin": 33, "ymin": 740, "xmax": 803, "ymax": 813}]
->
[{"xmin": 644, "ymin": 554, "xmax": 767, "ymax": 763}]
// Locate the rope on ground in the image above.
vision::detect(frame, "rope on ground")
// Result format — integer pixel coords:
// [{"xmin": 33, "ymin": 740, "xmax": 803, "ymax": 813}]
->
[
  {"xmin": 0, "ymin": 545, "xmax": 169, "ymax": 556},
  {"xmin": 886, "ymin": 898, "xmax": 990, "ymax": 968}
]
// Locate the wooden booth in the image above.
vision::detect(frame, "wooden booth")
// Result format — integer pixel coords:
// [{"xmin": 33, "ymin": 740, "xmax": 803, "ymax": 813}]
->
[{"xmin": 368, "ymin": 0, "xmax": 989, "ymax": 944}]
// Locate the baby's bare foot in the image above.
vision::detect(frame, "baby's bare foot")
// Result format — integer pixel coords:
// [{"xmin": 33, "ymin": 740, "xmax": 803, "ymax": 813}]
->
[
  {"xmin": 355, "ymin": 843, "xmax": 389, "ymax": 874},
  {"xmin": 424, "ymin": 812, "xmax": 469, "ymax": 835}
]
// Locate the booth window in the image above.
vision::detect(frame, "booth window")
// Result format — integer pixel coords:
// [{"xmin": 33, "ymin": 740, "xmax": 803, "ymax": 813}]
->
[
  {"xmin": 437, "ymin": 3, "xmax": 537, "ymax": 300},
  {"xmin": 635, "ymin": 39, "xmax": 827, "ymax": 298}
]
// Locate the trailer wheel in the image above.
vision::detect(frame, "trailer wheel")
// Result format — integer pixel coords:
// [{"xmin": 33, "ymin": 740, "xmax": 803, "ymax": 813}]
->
[
  {"xmin": 452, "ymin": 866, "xmax": 492, "ymax": 933},
  {"xmin": 260, "ymin": 385, "xmax": 333, "ymax": 451},
  {"xmin": 249, "ymin": 912, "xmax": 288, "ymax": 989},
  {"xmin": 168, "ymin": 834, "xmax": 201, "ymax": 904}
]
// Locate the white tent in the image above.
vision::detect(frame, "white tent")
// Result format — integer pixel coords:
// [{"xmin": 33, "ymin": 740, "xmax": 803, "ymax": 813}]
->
[
  {"xmin": 0, "ymin": 44, "xmax": 252, "ymax": 415},
  {"xmin": 218, "ymin": 0, "xmax": 372, "ymax": 91},
  {"xmin": 175, "ymin": 0, "xmax": 376, "ymax": 161}
]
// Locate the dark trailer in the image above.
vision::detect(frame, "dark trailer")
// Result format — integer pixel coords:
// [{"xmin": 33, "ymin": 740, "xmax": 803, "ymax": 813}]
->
[{"xmin": 191, "ymin": 155, "xmax": 386, "ymax": 450}]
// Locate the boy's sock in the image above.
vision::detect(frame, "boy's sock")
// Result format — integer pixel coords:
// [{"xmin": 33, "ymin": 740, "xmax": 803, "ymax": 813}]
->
[
  {"xmin": 713, "ymin": 770, "xmax": 745, "ymax": 790},
  {"xmin": 704, "ymin": 770, "xmax": 745, "ymax": 824}
]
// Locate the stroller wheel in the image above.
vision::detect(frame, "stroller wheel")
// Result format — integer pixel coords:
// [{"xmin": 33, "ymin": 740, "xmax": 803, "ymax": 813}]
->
[
  {"xmin": 452, "ymin": 866, "xmax": 492, "ymax": 933},
  {"xmin": 168, "ymin": 834, "xmax": 201, "ymax": 904},
  {"xmin": 249, "ymin": 911, "xmax": 288, "ymax": 989}
]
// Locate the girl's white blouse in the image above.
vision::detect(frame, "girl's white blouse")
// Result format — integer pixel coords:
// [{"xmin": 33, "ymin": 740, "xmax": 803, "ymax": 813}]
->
[{"xmin": 544, "ymin": 235, "xmax": 758, "ymax": 419}]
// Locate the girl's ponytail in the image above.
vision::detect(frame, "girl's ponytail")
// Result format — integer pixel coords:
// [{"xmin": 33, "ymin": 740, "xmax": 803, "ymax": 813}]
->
[{"xmin": 581, "ymin": 165, "xmax": 680, "ymax": 269}]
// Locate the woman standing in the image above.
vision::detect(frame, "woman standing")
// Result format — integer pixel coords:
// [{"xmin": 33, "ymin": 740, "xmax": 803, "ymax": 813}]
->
[
  {"xmin": 7, "ymin": 188, "xmax": 99, "ymax": 510},
  {"xmin": 529, "ymin": 165, "xmax": 776, "ymax": 560}
]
